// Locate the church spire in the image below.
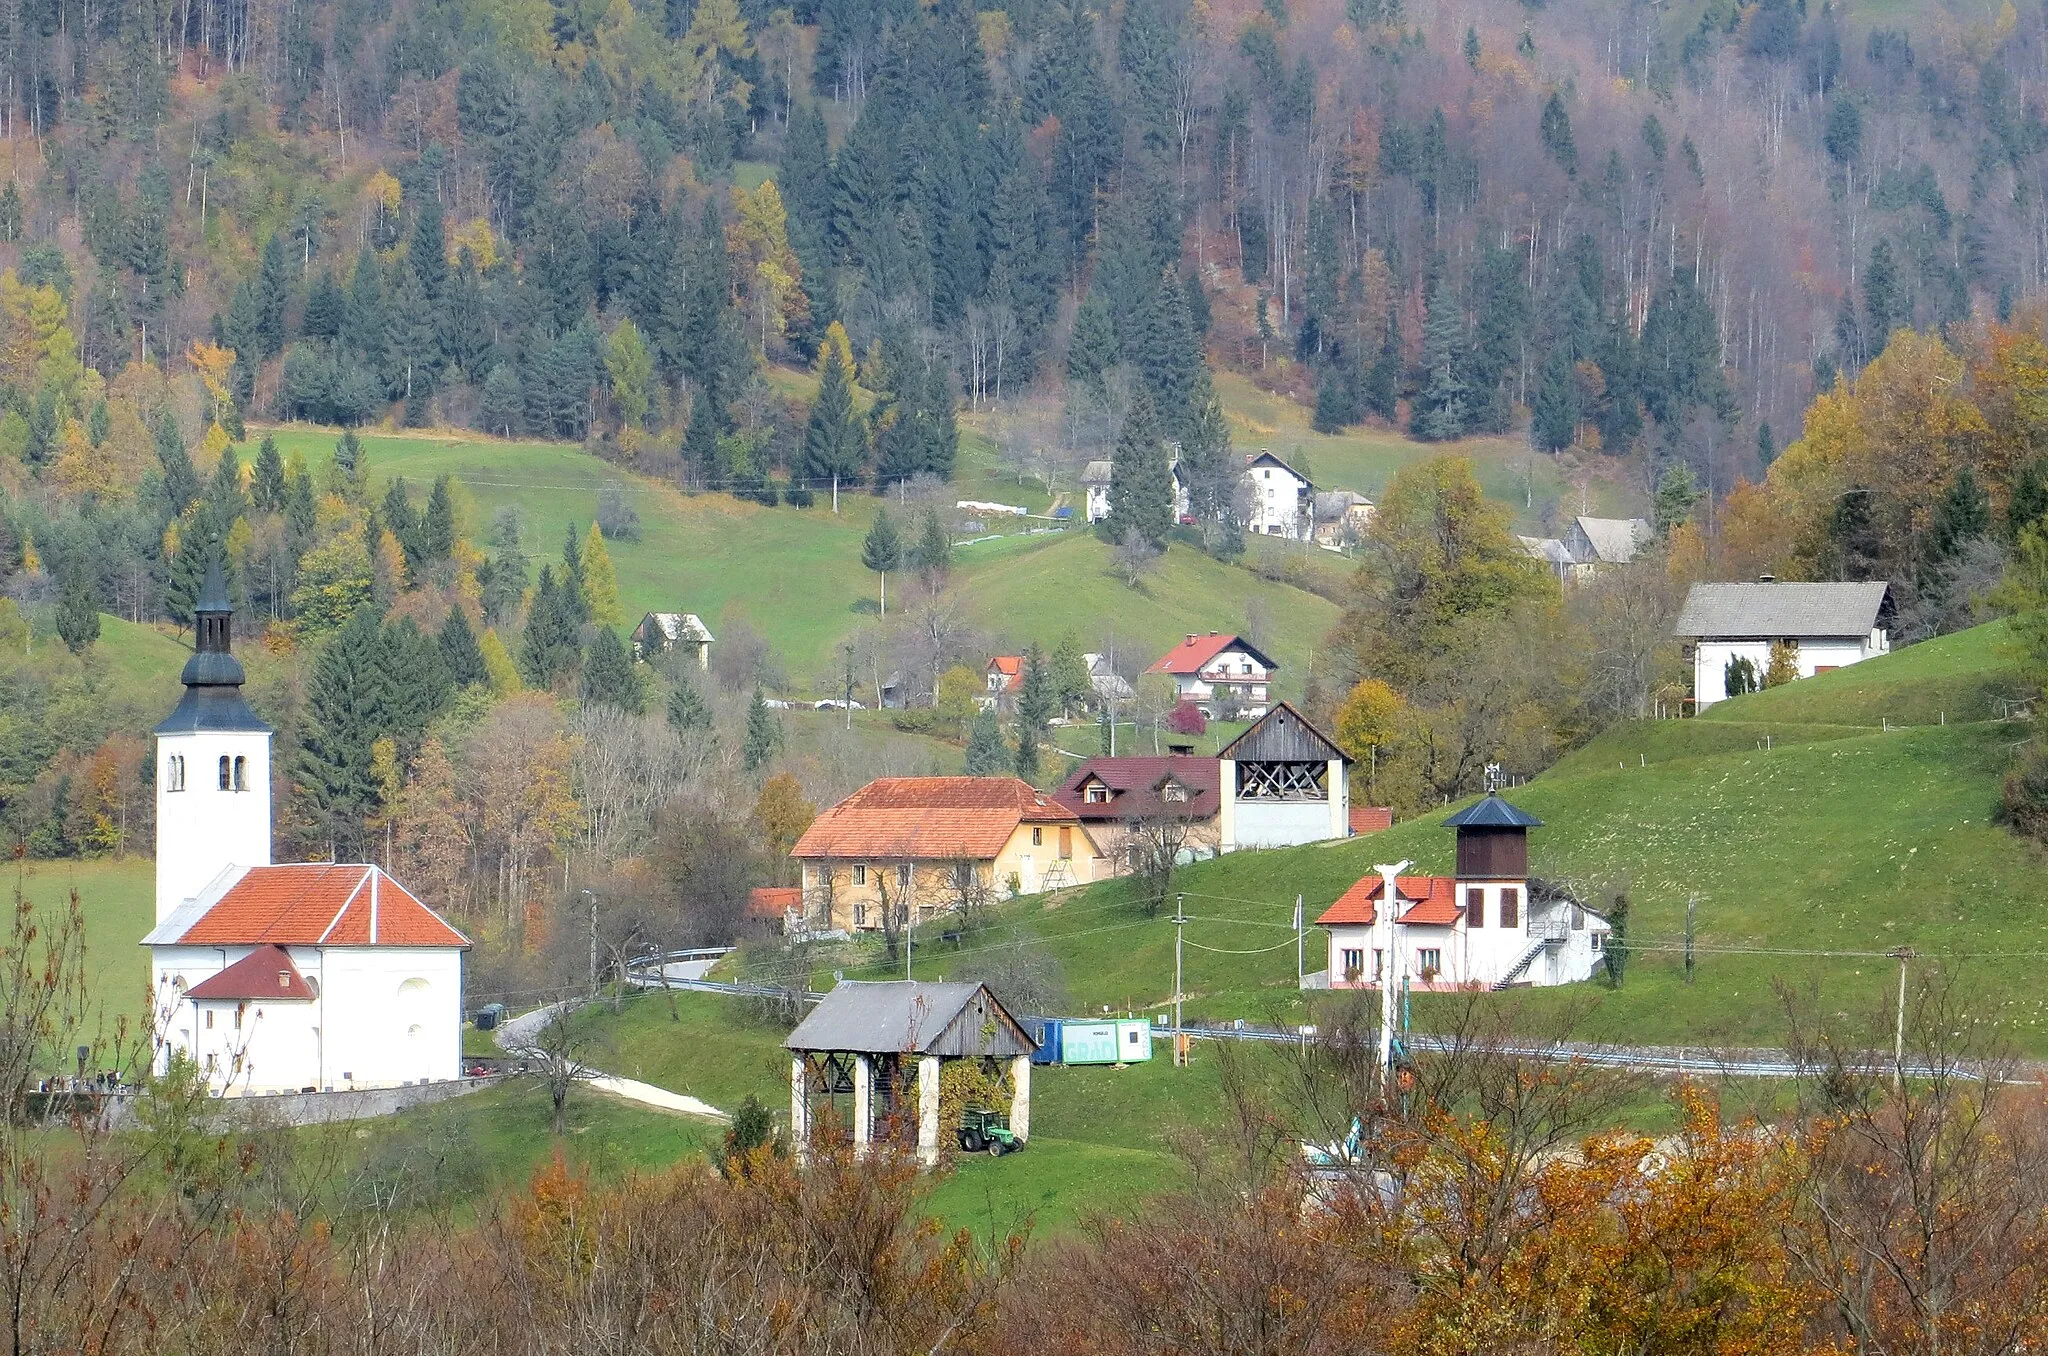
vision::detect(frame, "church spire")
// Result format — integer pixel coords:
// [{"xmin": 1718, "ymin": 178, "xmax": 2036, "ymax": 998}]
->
[{"xmin": 159, "ymin": 549, "xmax": 269, "ymax": 734}]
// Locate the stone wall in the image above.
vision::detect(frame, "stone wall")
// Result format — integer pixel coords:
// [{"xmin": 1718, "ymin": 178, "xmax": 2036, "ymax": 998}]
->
[{"xmin": 100, "ymin": 1076, "xmax": 492, "ymax": 1131}]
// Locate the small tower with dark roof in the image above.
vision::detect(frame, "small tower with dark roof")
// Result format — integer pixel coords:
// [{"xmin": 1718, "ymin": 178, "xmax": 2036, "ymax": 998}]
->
[
  {"xmin": 1442, "ymin": 792, "xmax": 1543, "ymax": 880},
  {"xmin": 153, "ymin": 553, "xmax": 272, "ymax": 923}
]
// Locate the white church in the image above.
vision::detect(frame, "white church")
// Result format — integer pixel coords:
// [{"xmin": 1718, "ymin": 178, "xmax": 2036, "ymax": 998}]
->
[{"xmin": 142, "ymin": 559, "xmax": 469, "ymax": 1095}]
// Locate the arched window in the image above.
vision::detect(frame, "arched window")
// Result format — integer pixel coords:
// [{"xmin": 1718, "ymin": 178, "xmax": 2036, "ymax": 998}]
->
[
  {"xmin": 232, "ymin": 756, "xmax": 247, "ymax": 791},
  {"xmin": 166, "ymin": 755, "xmax": 185, "ymax": 792},
  {"xmin": 218, "ymin": 756, "xmax": 231, "ymax": 790}
]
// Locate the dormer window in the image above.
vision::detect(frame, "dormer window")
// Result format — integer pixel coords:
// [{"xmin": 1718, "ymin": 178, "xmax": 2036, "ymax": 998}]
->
[
  {"xmin": 1085, "ymin": 784, "xmax": 1109, "ymax": 804},
  {"xmin": 1161, "ymin": 783, "xmax": 1187, "ymax": 803}
]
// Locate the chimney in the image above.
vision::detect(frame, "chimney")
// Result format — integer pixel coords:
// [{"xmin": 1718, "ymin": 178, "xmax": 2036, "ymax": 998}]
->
[
  {"xmin": 1209, "ymin": 630, "xmax": 1219, "ymax": 636},
  {"xmin": 1185, "ymin": 634, "xmax": 1196, "ymax": 645},
  {"xmin": 1757, "ymin": 573, "xmax": 1776, "ymax": 583}
]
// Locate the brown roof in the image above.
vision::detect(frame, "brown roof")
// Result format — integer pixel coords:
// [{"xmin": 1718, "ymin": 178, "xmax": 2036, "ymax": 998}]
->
[
  {"xmin": 157, "ymin": 864, "xmax": 469, "ymax": 948},
  {"xmin": 1350, "ymin": 806, "xmax": 1394, "ymax": 835},
  {"xmin": 1052, "ymin": 756, "xmax": 1221, "ymax": 822},
  {"xmin": 1316, "ymin": 875, "xmax": 1463, "ymax": 928},
  {"xmin": 185, "ymin": 944, "xmax": 318, "ymax": 1001},
  {"xmin": 1146, "ymin": 632, "xmax": 1278, "ymax": 676},
  {"xmin": 748, "ymin": 886, "xmax": 801, "ymax": 919},
  {"xmin": 791, "ymin": 777, "xmax": 1081, "ymax": 861}
]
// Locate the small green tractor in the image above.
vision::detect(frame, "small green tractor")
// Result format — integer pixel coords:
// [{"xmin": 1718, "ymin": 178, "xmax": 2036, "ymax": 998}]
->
[{"xmin": 957, "ymin": 1106, "xmax": 1022, "ymax": 1156}]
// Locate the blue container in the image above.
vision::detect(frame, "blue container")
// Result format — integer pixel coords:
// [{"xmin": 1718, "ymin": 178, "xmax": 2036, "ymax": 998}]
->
[{"xmin": 1032, "ymin": 1020, "xmax": 1064, "ymax": 1073}]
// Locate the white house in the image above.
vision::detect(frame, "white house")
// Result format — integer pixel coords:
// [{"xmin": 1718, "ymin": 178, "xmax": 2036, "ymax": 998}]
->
[
  {"xmin": 1244, "ymin": 451, "xmax": 1314, "ymax": 539},
  {"xmin": 1674, "ymin": 580, "xmax": 1891, "ymax": 708},
  {"xmin": 1314, "ymin": 794, "xmax": 1608, "ymax": 991},
  {"xmin": 1146, "ymin": 632, "xmax": 1278, "ymax": 719},
  {"xmin": 1218, "ymin": 703, "xmax": 1350, "ymax": 852},
  {"xmin": 142, "ymin": 559, "xmax": 469, "ymax": 1095},
  {"xmin": 631, "ymin": 611, "xmax": 714, "ymax": 668},
  {"xmin": 1081, "ymin": 460, "xmax": 1114, "ymax": 524},
  {"xmin": 1311, "ymin": 490, "xmax": 1375, "ymax": 551}
]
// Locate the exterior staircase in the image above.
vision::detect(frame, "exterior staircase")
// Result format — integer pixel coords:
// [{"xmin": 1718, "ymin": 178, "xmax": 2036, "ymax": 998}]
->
[{"xmin": 1492, "ymin": 941, "xmax": 1549, "ymax": 990}]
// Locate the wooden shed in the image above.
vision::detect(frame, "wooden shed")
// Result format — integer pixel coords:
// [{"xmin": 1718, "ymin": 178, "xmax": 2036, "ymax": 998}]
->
[{"xmin": 785, "ymin": 980, "xmax": 1038, "ymax": 1165}]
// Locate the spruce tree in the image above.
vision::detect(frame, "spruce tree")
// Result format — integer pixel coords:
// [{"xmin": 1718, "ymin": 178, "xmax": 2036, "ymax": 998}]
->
[
  {"xmin": 559, "ymin": 523, "xmax": 589, "ymax": 625},
  {"xmin": 683, "ymin": 395, "xmax": 722, "ymax": 481},
  {"xmin": 1653, "ymin": 464, "xmax": 1702, "ymax": 538},
  {"xmin": 580, "ymin": 629, "xmax": 643, "ymax": 712},
  {"xmin": 157, "ymin": 416, "xmax": 198, "ymax": 514},
  {"xmin": 1103, "ymin": 388, "xmax": 1174, "ymax": 548},
  {"xmin": 1865, "ymin": 238, "xmax": 1902, "ymax": 344},
  {"xmin": 255, "ymin": 230, "xmax": 294, "ymax": 358},
  {"xmin": 1756, "ymin": 421, "xmax": 1777, "ymax": 468},
  {"xmin": 382, "ymin": 477, "xmax": 420, "ymax": 576},
  {"xmin": 964, "ymin": 707, "xmax": 1010, "ymax": 775},
  {"xmin": 861, "ymin": 509, "xmax": 902, "ymax": 616},
  {"xmin": 1412, "ymin": 279, "xmax": 1470, "ymax": 441},
  {"xmin": 1012, "ymin": 723, "xmax": 1040, "ymax": 782},
  {"xmin": 252, "ymin": 435, "xmax": 286, "ymax": 511},
  {"xmin": 438, "ymin": 608, "xmax": 488, "ymax": 688},
  {"xmin": 1015, "ymin": 642, "xmax": 1055, "ymax": 735},
  {"xmin": 1066, "ymin": 294, "xmax": 1118, "ymax": 392},
  {"xmin": 1929, "ymin": 465, "xmax": 1992, "ymax": 561},
  {"xmin": 297, "ymin": 605, "xmax": 392, "ymax": 858},
  {"xmin": 411, "ymin": 202, "xmax": 448, "ymax": 302},
  {"xmin": 667, "ymin": 674, "xmax": 713, "ymax": 732},
  {"xmin": 2008, "ymin": 458, "xmax": 2048, "ymax": 543},
  {"xmin": 381, "ymin": 617, "xmax": 455, "ymax": 752},
  {"xmin": 56, "ymin": 569, "xmax": 99, "ymax": 654},
  {"xmin": 482, "ymin": 509, "xmax": 526, "ymax": 624},
  {"xmin": 743, "ymin": 686, "xmax": 781, "ymax": 771},
  {"xmin": 421, "ymin": 476, "xmax": 455, "ymax": 560},
  {"xmin": 801, "ymin": 342, "xmax": 865, "ymax": 483},
  {"xmin": 519, "ymin": 566, "xmax": 580, "ymax": 688},
  {"xmin": 1531, "ymin": 348, "xmax": 1579, "ymax": 453},
  {"xmin": 910, "ymin": 506, "xmax": 952, "ymax": 583},
  {"xmin": 1365, "ymin": 320, "xmax": 1401, "ymax": 420}
]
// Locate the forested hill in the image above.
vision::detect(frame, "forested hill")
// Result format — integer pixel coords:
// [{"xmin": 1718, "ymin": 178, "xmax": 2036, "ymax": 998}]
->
[{"xmin": 0, "ymin": 0, "xmax": 2020, "ymax": 508}]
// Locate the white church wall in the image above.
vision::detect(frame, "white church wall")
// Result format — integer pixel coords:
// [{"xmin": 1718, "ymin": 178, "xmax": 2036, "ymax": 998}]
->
[
  {"xmin": 155, "ymin": 730, "xmax": 272, "ymax": 922},
  {"xmin": 317, "ymin": 948, "xmax": 465, "ymax": 1089}
]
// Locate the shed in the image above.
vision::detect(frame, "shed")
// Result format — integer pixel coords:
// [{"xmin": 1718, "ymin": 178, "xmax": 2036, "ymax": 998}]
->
[
  {"xmin": 785, "ymin": 980, "xmax": 1038, "ymax": 1164},
  {"xmin": 630, "ymin": 612, "xmax": 715, "ymax": 668}
]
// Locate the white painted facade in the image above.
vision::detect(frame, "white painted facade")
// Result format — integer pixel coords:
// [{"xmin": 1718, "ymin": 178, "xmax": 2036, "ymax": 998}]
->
[
  {"xmin": 1218, "ymin": 760, "xmax": 1350, "ymax": 850},
  {"xmin": 1245, "ymin": 454, "xmax": 1313, "ymax": 539},
  {"xmin": 1154, "ymin": 640, "xmax": 1275, "ymax": 718},
  {"xmin": 151, "ymin": 942, "xmax": 463, "ymax": 1094},
  {"xmin": 1690, "ymin": 633, "xmax": 1889, "ymax": 707},
  {"xmin": 1320, "ymin": 883, "xmax": 1609, "ymax": 991},
  {"xmin": 155, "ymin": 730, "xmax": 271, "ymax": 924}
]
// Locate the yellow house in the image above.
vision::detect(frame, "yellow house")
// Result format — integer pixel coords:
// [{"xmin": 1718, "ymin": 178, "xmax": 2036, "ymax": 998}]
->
[{"xmin": 790, "ymin": 777, "xmax": 1106, "ymax": 932}]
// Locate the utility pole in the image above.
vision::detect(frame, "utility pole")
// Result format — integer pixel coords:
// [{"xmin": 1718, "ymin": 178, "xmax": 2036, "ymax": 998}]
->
[
  {"xmin": 832, "ymin": 473, "xmax": 839, "ymax": 515},
  {"xmin": 1294, "ymin": 893, "xmax": 1304, "ymax": 988},
  {"xmin": 1171, "ymin": 893, "xmax": 1188, "ymax": 1067},
  {"xmin": 1684, "ymin": 893, "xmax": 1698, "ymax": 985},
  {"xmin": 1888, "ymin": 946, "xmax": 1915, "ymax": 1091},
  {"xmin": 843, "ymin": 644, "xmax": 855, "ymax": 732},
  {"xmin": 1374, "ymin": 861, "xmax": 1411, "ymax": 1097}
]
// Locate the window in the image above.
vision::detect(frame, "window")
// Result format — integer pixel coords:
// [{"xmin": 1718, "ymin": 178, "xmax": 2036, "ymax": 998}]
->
[
  {"xmin": 232, "ymin": 756, "xmax": 248, "ymax": 791},
  {"xmin": 1500, "ymin": 888, "xmax": 1520, "ymax": 929},
  {"xmin": 1085, "ymin": 784, "xmax": 1109, "ymax": 804},
  {"xmin": 1341, "ymin": 948, "xmax": 1365, "ymax": 981},
  {"xmin": 1161, "ymin": 783, "xmax": 1186, "ymax": 803},
  {"xmin": 1372, "ymin": 949, "xmax": 1384, "ymax": 980},
  {"xmin": 1058, "ymin": 826, "xmax": 1072, "ymax": 859},
  {"xmin": 852, "ymin": 865, "xmax": 867, "ymax": 886},
  {"xmin": 277, "ymin": 972, "xmax": 290, "ymax": 990},
  {"xmin": 854, "ymin": 903, "xmax": 868, "ymax": 928},
  {"xmin": 204, "ymin": 1009, "xmax": 214, "ymax": 1030},
  {"xmin": 232, "ymin": 1006, "xmax": 243, "ymax": 1030},
  {"xmin": 1419, "ymin": 948, "xmax": 1442, "ymax": 976},
  {"xmin": 218, "ymin": 756, "xmax": 232, "ymax": 790},
  {"xmin": 1591, "ymin": 934, "xmax": 1603, "ymax": 953},
  {"xmin": 166, "ymin": 755, "xmax": 185, "ymax": 792},
  {"xmin": 897, "ymin": 864, "xmax": 911, "ymax": 891},
  {"xmin": 1032, "ymin": 827, "xmax": 1042, "ymax": 846},
  {"xmin": 1466, "ymin": 888, "xmax": 1484, "ymax": 926}
]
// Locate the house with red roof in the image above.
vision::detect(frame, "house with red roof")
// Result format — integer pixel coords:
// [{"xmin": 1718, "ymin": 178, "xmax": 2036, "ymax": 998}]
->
[
  {"xmin": 142, "ymin": 559, "xmax": 468, "ymax": 1095},
  {"xmin": 979, "ymin": 655, "xmax": 1024, "ymax": 711},
  {"xmin": 1146, "ymin": 632, "xmax": 1278, "ymax": 719},
  {"xmin": 1052, "ymin": 755, "xmax": 1223, "ymax": 869},
  {"xmin": 791, "ymin": 777, "xmax": 1105, "ymax": 932},
  {"xmin": 1313, "ymin": 794, "xmax": 1609, "ymax": 992}
]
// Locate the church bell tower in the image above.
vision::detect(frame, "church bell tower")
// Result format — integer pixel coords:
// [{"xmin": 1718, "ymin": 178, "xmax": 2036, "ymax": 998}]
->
[{"xmin": 153, "ymin": 554, "xmax": 273, "ymax": 924}]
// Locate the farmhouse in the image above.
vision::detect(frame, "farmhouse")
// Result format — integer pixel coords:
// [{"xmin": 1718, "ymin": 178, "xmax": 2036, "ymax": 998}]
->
[
  {"xmin": 1052, "ymin": 755, "xmax": 1222, "ymax": 870},
  {"xmin": 1081, "ymin": 460, "xmax": 1114, "ymax": 524},
  {"xmin": 143, "ymin": 561, "xmax": 468, "ymax": 1095},
  {"xmin": 1674, "ymin": 580, "xmax": 1891, "ymax": 708},
  {"xmin": 1565, "ymin": 515, "xmax": 1651, "ymax": 568},
  {"xmin": 1244, "ymin": 451, "xmax": 1314, "ymax": 539},
  {"xmin": 787, "ymin": 980, "xmax": 1037, "ymax": 1167},
  {"xmin": 1311, "ymin": 490, "xmax": 1376, "ymax": 550},
  {"xmin": 1314, "ymin": 793, "xmax": 1607, "ymax": 991},
  {"xmin": 630, "ymin": 611, "xmax": 714, "ymax": 668},
  {"xmin": 1218, "ymin": 703, "xmax": 1351, "ymax": 851},
  {"xmin": 980, "ymin": 655, "xmax": 1023, "ymax": 711},
  {"xmin": 791, "ymin": 777, "xmax": 1105, "ymax": 931},
  {"xmin": 1146, "ymin": 631, "xmax": 1278, "ymax": 719}
]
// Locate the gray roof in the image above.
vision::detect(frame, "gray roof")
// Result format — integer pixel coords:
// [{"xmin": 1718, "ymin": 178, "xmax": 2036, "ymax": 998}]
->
[
  {"xmin": 785, "ymin": 980, "xmax": 1038, "ymax": 1057},
  {"xmin": 1673, "ymin": 582, "xmax": 1889, "ymax": 639},
  {"xmin": 636, "ymin": 611, "xmax": 713, "ymax": 644},
  {"xmin": 1081, "ymin": 460, "xmax": 1114, "ymax": 486},
  {"xmin": 1573, "ymin": 516, "xmax": 1651, "ymax": 564},
  {"xmin": 1220, "ymin": 702, "xmax": 1347, "ymax": 764},
  {"xmin": 1520, "ymin": 535, "xmax": 1576, "ymax": 566},
  {"xmin": 1443, "ymin": 793, "xmax": 1543, "ymax": 829}
]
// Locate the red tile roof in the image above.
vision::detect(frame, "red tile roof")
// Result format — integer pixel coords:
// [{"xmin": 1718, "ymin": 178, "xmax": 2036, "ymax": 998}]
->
[
  {"xmin": 1052, "ymin": 756, "xmax": 1221, "ymax": 822},
  {"xmin": 1350, "ymin": 806, "xmax": 1394, "ymax": 835},
  {"xmin": 1316, "ymin": 875, "xmax": 1464, "ymax": 928},
  {"xmin": 748, "ymin": 886, "xmax": 802, "ymax": 919},
  {"xmin": 986, "ymin": 656, "xmax": 1023, "ymax": 690},
  {"xmin": 791, "ymin": 777, "xmax": 1083, "ymax": 861},
  {"xmin": 171, "ymin": 865, "xmax": 469, "ymax": 948},
  {"xmin": 1148, "ymin": 633, "xmax": 1275, "ymax": 675},
  {"xmin": 185, "ymin": 944, "xmax": 318, "ymax": 1001}
]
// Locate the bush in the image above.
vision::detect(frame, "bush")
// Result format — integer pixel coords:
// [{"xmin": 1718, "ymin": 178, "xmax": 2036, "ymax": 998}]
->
[
  {"xmin": 595, "ymin": 484, "xmax": 641, "ymax": 541},
  {"xmin": 1724, "ymin": 655, "xmax": 1760, "ymax": 697},
  {"xmin": 891, "ymin": 706, "xmax": 943, "ymax": 734},
  {"xmin": 2001, "ymin": 742, "xmax": 2048, "ymax": 841},
  {"xmin": 1166, "ymin": 701, "xmax": 1208, "ymax": 735}
]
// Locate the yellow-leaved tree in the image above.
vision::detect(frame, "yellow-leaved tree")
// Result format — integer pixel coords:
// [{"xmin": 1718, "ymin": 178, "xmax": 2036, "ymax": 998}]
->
[
  {"xmin": 728, "ymin": 179, "xmax": 807, "ymax": 350},
  {"xmin": 580, "ymin": 522, "xmax": 622, "ymax": 625}
]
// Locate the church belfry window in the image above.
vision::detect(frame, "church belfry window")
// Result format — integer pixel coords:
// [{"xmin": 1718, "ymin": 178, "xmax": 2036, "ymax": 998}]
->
[
  {"xmin": 232, "ymin": 756, "xmax": 248, "ymax": 791},
  {"xmin": 218, "ymin": 756, "xmax": 231, "ymax": 790},
  {"xmin": 166, "ymin": 755, "xmax": 185, "ymax": 792}
]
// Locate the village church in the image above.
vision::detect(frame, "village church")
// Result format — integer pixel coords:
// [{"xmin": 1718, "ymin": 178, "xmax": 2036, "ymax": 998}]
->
[{"xmin": 142, "ymin": 560, "xmax": 469, "ymax": 1095}]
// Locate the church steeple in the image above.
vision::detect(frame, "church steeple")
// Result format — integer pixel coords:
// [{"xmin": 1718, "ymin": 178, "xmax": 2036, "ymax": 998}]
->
[{"xmin": 159, "ymin": 551, "xmax": 268, "ymax": 735}]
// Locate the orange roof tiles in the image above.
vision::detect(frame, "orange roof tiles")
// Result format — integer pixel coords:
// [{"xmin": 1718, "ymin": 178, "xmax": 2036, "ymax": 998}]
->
[
  {"xmin": 791, "ymin": 777, "xmax": 1082, "ymax": 861},
  {"xmin": 986, "ymin": 655, "xmax": 1023, "ymax": 690},
  {"xmin": 1316, "ymin": 875, "xmax": 1464, "ymax": 928},
  {"xmin": 185, "ymin": 944, "xmax": 317, "ymax": 1001},
  {"xmin": 1147, "ymin": 632, "xmax": 1258, "ymax": 675},
  {"xmin": 748, "ymin": 886, "xmax": 801, "ymax": 918},
  {"xmin": 174, "ymin": 864, "xmax": 468, "ymax": 948},
  {"xmin": 1349, "ymin": 806, "xmax": 1394, "ymax": 835}
]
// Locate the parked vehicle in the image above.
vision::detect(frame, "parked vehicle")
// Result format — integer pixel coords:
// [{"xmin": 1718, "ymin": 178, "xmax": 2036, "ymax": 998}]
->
[{"xmin": 957, "ymin": 1106, "xmax": 1022, "ymax": 1156}]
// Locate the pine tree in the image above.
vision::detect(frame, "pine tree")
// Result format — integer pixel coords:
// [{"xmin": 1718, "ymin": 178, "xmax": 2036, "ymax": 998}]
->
[
  {"xmin": 1104, "ymin": 388, "xmax": 1175, "ymax": 547},
  {"xmin": 382, "ymin": 477, "xmax": 420, "ymax": 577},
  {"xmin": 2008, "ymin": 458, "xmax": 2048, "ymax": 543},
  {"xmin": 1531, "ymin": 347, "xmax": 1580, "ymax": 452},
  {"xmin": 252, "ymin": 435, "xmax": 286, "ymax": 511},
  {"xmin": 520, "ymin": 566, "xmax": 580, "ymax": 688},
  {"xmin": 963, "ymin": 707, "xmax": 1010, "ymax": 775},
  {"xmin": 1412, "ymin": 278, "xmax": 1470, "ymax": 441},
  {"xmin": 297, "ymin": 605, "xmax": 392, "ymax": 858},
  {"xmin": 438, "ymin": 608, "xmax": 488, "ymax": 688},
  {"xmin": 667, "ymin": 674, "xmax": 713, "ymax": 732},
  {"xmin": 743, "ymin": 686, "xmax": 781, "ymax": 771},
  {"xmin": 1929, "ymin": 465, "xmax": 1992, "ymax": 561},
  {"xmin": 559, "ymin": 522, "xmax": 589, "ymax": 625},
  {"xmin": 802, "ymin": 341, "xmax": 866, "ymax": 484},
  {"xmin": 910, "ymin": 505, "xmax": 952, "ymax": 583},
  {"xmin": 157, "ymin": 416, "xmax": 198, "ymax": 514},
  {"xmin": 420, "ymin": 476, "xmax": 455, "ymax": 560},
  {"xmin": 580, "ymin": 522, "xmax": 621, "ymax": 625},
  {"xmin": 56, "ymin": 569, "xmax": 99, "ymax": 654},
  {"xmin": 580, "ymin": 629, "xmax": 643, "ymax": 712},
  {"xmin": 255, "ymin": 230, "xmax": 294, "ymax": 358},
  {"xmin": 1756, "ymin": 421, "xmax": 1777, "ymax": 468},
  {"xmin": 862, "ymin": 509, "xmax": 902, "ymax": 616}
]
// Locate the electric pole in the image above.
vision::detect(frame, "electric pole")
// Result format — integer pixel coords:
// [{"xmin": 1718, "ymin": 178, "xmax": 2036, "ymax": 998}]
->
[
  {"xmin": 1888, "ymin": 946, "xmax": 1915, "ymax": 1091},
  {"xmin": 1294, "ymin": 893, "xmax": 1304, "ymax": 988},
  {"xmin": 1171, "ymin": 893, "xmax": 1188, "ymax": 1067},
  {"xmin": 1684, "ymin": 893, "xmax": 1698, "ymax": 985},
  {"xmin": 584, "ymin": 889, "xmax": 597, "ymax": 999},
  {"xmin": 1374, "ymin": 861, "xmax": 1411, "ymax": 1097},
  {"xmin": 843, "ymin": 643, "xmax": 855, "ymax": 732}
]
